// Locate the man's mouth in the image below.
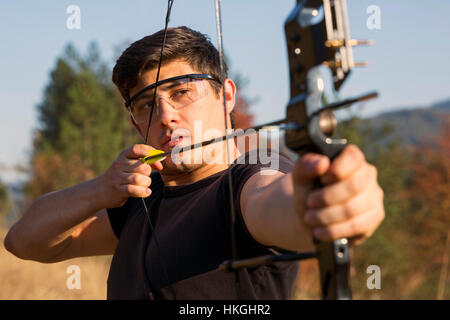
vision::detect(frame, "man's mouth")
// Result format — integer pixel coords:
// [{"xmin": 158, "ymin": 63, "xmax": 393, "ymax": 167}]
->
[
  {"xmin": 168, "ymin": 135, "xmax": 183, "ymax": 148},
  {"xmin": 161, "ymin": 131, "xmax": 190, "ymax": 150}
]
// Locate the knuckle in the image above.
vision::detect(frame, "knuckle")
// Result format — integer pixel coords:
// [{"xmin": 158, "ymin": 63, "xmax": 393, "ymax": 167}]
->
[
  {"xmin": 111, "ymin": 180, "xmax": 120, "ymax": 192},
  {"xmin": 348, "ymin": 144, "xmax": 365, "ymax": 161},
  {"xmin": 132, "ymin": 144, "xmax": 141, "ymax": 154},
  {"xmin": 347, "ymin": 144, "xmax": 359, "ymax": 153},
  {"xmin": 344, "ymin": 201, "xmax": 357, "ymax": 219},
  {"xmin": 317, "ymin": 213, "xmax": 328, "ymax": 225},
  {"xmin": 328, "ymin": 167, "xmax": 343, "ymax": 181},
  {"xmin": 307, "ymin": 192, "xmax": 321, "ymax": 207},
  {"xmin": 369, "ymin": 164, "xmax": 378, "ymax": 179},
  {"xmin": 349, "ymin": 218, "xmax": 361, "ymax": 234},
  {"xmin": 131, "ymin": 174, "xmax": 151, "ymax": 187},
  {"xmin": 316, "ymin": 192, "xmax": 327, "ymax": 206},
  {"xmin": 312, "ymin": 211, "xmax": 325, "ymax": 225},
  {"xmin": 111, "ymin": 161, "xmax": 121, "ymax": 171},
  {"xmin": 143, "ymin": 176, "xmax": 151, "ymax": 187},
  {"xmin": 143, "ymin": 164, "xmax": 152, "ymax": 176},
  {"xmin": 112, "ymin": 174, "xmax": 121, "ymax": 186},
  {"xmin": 129, "ymin": 173, "xmax": 139, "ymax": 185},
  {"xmin": 347, "ymin": 176, "xmax": 361, "ymax": 194},
  {"xmin": 136, "ymin": 174, "xmax": 146, "ymax": 185},
  {"xmin": 125, "ymin": 184, "xmax": 134, "ymax": 195}
]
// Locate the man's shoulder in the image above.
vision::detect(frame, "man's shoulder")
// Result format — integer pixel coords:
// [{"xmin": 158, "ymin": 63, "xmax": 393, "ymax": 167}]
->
[{"xmin": 232, "ymin": 149, "xmax": 295, "ymax": 174}]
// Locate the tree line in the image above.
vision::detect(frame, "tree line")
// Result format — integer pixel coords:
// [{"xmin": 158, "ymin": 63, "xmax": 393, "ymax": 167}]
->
[{"xmin": 1, "ymin": 42, "xmax": 448, "ymax": 299}]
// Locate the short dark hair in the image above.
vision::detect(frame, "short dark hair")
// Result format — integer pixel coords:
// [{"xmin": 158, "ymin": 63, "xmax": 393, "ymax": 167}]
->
[{"xmin": 112, "ymin": 26, "xmax": 227, "ymax": 102}]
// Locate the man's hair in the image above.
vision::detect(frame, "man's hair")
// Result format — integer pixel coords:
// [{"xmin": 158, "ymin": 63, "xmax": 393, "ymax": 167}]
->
[{"xmin": 112, "ymin": 26, "xmax": 228, "ymax": 102}]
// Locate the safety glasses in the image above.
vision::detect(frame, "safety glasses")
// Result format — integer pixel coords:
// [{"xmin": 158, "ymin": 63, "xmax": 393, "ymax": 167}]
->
[{"xmin": 125, "ymin": 73, "xmax": 220, "ymax": 126}]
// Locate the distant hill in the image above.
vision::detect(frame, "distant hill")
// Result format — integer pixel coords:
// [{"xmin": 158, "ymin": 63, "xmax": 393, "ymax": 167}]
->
[{"xmin": 360, "ymin": 99, "xmax": 450, "ymax": 148}]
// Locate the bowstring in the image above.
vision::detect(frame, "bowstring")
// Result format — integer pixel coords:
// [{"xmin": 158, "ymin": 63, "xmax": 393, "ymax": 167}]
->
[
  {"xmin": 214, "ymin": 0, "xmax": 238, "ymax": 281},
  {"xmin": 140, "ymin": 0, "xmax": 176, "ymax": 300}
]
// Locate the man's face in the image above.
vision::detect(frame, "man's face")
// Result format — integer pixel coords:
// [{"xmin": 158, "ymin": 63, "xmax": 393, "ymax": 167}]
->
[{"xmin": 128, "ymin": 59, "xmax": 236, "ymax": 175}]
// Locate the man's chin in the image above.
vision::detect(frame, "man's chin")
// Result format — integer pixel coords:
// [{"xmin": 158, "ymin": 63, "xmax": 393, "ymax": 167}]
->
[{"xmin": 159, "ymin": 157, "xmax": 203, "ymax": 176}]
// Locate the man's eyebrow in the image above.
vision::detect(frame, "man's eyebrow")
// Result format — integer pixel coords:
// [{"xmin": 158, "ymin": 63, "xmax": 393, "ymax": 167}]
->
[
  {"xmin": 133, "ymin": 80, "xmax": 186, "ymax": 104},
  {"xmin": 159, "ymin": 79, "xmax": 185, "ymax": 90},
  {"xmin": 133, "ymin": 92, "xmax": 154, "ymax": 104}
]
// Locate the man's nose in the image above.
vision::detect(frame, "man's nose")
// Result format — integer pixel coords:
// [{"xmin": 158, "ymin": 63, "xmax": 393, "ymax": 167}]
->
[{"xmin": 156, "ymin": 97, "xmax": 180, "ymax": 127}]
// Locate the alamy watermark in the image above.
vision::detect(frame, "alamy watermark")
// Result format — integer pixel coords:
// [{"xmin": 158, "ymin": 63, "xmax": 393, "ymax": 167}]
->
[
  {"xmin": 367, "ymin": 5, "xmax": 381, "ymax": 30},
  {"xmin": 66, "ymin": 265, "xmax": 81, "ymax": 290},
  {"xmin": 366, "ymin": 265, "xmax": 381, "ymax": 290},
  {"xmin": 66, "ymin": 5, "xmax": 81, "ymax": 30}
]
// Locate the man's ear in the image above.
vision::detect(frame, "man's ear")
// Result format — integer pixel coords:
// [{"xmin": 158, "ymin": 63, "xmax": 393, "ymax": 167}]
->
[
  {"xmin": 130, "ymin": 114, "xmax": 145, "ymax": 140},
  {"xmin": 223, "ymin": 78, "xmax": 237, "ymax": 115}
]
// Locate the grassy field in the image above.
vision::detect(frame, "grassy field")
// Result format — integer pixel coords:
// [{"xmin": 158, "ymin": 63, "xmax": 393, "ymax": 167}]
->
[
  {"xmin": 0, "ymin": 227, "xmax": 320, "ymax": 300},
  {"xmin": 0, "ymin": 228, "xmax": 112, "ymax": 300}
]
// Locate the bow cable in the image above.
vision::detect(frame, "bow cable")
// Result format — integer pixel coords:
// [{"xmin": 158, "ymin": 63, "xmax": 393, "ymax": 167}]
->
[
  {"xmin": 140, "ymin": 0, "xmax": 176, "ymax": 300},
  {"xmin": 215, "ymin": 0, "xmax": 239, "ymax": 275}
]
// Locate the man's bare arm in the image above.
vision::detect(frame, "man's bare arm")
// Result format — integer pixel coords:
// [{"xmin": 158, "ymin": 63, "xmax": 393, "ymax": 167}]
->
[
  {"xmin": 240, "ymin": 145, "xmax": 385, "ymax": 252},
  {"xmin": 4, "ymin": 177, "xmax": 118, "ymax": 263},
  {"xmin": 4, "ymin": 144, "xmax": 164, "ymax": 263},
  {"xmin": 240, "ymin": 170, "xmax": 315, "ymax": 252}
]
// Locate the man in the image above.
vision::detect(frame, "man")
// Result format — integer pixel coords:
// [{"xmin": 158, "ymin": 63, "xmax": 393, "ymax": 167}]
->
[{"xmin": 4, "ymin": 27, "xmax": 384, "ymax": 299}]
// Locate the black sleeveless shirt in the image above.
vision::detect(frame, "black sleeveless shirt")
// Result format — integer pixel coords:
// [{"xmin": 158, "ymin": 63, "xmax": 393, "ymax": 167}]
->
[{"xmin": 106, "ymin": 151, "xmax": 300, "ymax": 299}]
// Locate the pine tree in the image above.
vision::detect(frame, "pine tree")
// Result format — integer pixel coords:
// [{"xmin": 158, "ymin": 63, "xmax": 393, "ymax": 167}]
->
[{"xmin": 26, "ymin": 42, "xmax": 139, "ymax": 203}]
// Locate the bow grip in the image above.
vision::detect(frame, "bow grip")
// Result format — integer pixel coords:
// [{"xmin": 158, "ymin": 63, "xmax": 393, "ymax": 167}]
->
[{"xmin": 312, "ymin": 145, "xmax": 351, "ymax": 300}]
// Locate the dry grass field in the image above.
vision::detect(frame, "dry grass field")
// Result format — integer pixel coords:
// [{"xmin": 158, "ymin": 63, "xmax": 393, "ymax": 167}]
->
[
  {"xmin": 0, "ymin": 228, "xmax": 112, "ymax": 300},
  {"xmin": 0, "ymin": 227, "xmax": 318, "ymax": 300}
]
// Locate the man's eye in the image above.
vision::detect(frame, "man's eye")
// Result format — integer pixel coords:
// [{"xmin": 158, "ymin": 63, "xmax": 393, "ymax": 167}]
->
[
  {"xmin": 141, "ymin": 101, "xmax": 154, "ymax": 109},
  {"xmin": 133, "ymin": 102, "xmax": 153, "ymax": 114},
  {"xmin": 172, "ymin": 89, "xmax": 189, "ymax": 98}
]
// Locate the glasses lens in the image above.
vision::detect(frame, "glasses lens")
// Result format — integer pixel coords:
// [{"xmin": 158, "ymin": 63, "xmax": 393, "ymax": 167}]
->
[{"xmin": 129, "ymin": 78, "xmax": 208, "ymax": 125}]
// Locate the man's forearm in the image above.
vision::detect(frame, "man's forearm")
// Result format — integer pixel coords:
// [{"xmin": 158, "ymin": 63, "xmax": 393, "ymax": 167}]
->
[
  {"xmin": 243, "ymin": 172, "xmax": 315, "ymax": 253},
  {"xmin": 4, "ymin": 175, "xmax": 107, "ymax": 261}
]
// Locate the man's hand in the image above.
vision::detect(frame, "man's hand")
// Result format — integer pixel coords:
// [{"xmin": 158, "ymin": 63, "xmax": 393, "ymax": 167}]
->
[
  {"xmin": 99, "ymin": 144, "xmax": 164, "ymax": 208},
  {"xmin": 292, "ymin": 144, "xmax": 385, "ymax": 246}
]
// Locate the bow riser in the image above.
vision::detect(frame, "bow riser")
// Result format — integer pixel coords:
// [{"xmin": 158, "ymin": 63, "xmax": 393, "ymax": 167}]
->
[{"xmin": 284, "ymin": 0, "xmax": 354, "ymax": 300}]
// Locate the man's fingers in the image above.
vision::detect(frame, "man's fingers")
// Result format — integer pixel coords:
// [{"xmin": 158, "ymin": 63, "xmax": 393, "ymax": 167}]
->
[
  {"xmin": 307, "ymin": 163, "xmax": 377, "ymax": 208},
  {"xmin": 121, "ymin": 160, "xmax": 152, "ymax": 176},
  {"xmin": 292, "ymin": 154, "xmax": 329, "ymax": 219},
  {"xmin": 119, "ymin": 184, "xmax": 152, "ymax": 198},
  {"xmin": 304, "ymin": 183, "xmax": 383, "ymax": 226},
  {"xmin": 292, "ymin": 153, "xmax": 330, "ymax": 186},
  {"xmin": 150, "ymin": 160, "xmax": 164, "ymax": 171},
  {"xmin": 121, "ymin": 146, "xmax": 164, "ymax": 173},
  {"xmin": 120, "ymin": 173, "xmax": 152, "ymax": 188},
  {"xmin": 320, "ymin": 144, "xmax": 365, "ymax": 184},
  {"xmin": 122, "ymin": 144, "xmax": 156, "ymax": 160},
  {"xmin": 312, "ymin": 203, "xmax": 385, "ymax": 241}
]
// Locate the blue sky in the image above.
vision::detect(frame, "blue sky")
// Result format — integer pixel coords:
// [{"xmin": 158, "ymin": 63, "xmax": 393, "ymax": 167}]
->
[{"xmin": 1, "ymin": 0, "xmax": 449, "ymax": 182}]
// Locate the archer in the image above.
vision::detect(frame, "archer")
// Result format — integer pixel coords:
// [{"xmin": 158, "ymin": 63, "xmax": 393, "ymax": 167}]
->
[{"xmin": 4, "ymin": 26, "xmax": 384, "ymax": 299}]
